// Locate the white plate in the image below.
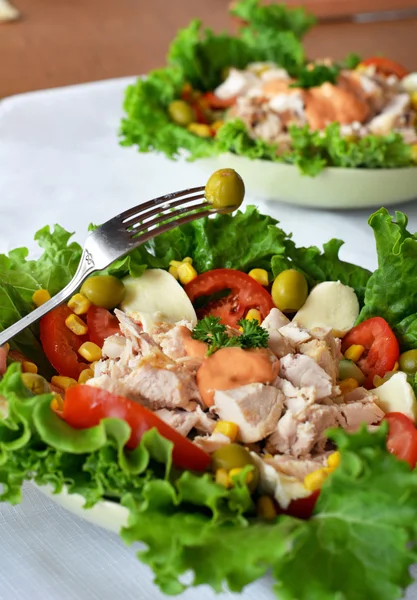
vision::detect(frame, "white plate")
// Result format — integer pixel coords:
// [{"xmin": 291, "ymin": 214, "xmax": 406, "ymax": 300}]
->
[
  {"xmin": 36, "ymin": 484, "xmax": 129, "ymax": 534},
  {"xmin": 197, "ymin": 154, "xmax": 417, "ymax": 209}
]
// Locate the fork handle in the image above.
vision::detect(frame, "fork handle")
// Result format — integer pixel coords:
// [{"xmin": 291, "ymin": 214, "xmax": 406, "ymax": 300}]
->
[{"xmin": 0, "ymin": 251, "xmax": 95, "ymax": 348}]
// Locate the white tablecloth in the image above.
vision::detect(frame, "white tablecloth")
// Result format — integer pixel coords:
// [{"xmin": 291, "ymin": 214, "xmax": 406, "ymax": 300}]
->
[{"xmin": 1, "ymin": 77, "xmax": 417, "ymax": 600}]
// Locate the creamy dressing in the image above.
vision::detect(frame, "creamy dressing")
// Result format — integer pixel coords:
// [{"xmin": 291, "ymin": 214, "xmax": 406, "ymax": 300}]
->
[{"xmin": 196, "ymin": 347, "xmax": 280, "ymax": 407}]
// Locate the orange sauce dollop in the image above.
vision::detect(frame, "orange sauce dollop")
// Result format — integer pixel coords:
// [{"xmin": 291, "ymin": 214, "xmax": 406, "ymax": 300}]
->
[{"xmin": 196, "ymin": 347, "xmax": 280, "ymax": 408}]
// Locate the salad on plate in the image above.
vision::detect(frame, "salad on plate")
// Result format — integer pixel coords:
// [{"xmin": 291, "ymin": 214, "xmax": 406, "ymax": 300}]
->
[
  {"xmin": 121, "ymin": 0, "xmax": 417, "ymax": 176},
  {"xmin": 2, "ymin": 170, "xmax": 417, "ymax": 599}
]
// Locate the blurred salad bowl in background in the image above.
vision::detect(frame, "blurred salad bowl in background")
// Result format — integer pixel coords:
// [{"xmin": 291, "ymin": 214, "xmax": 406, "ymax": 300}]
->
[{"xmin": 120, "ymin": 0, "xmax": 417, "ymax": 208}]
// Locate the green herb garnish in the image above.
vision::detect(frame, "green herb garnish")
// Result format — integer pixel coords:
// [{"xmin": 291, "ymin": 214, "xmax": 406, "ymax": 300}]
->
[
  {"xmin": 192, "ymin": 315, "xmax": 269, "ymax": 356},
  {"xmin": 290, "ymin": 63, "xmax": 340, "ymax": 89}
]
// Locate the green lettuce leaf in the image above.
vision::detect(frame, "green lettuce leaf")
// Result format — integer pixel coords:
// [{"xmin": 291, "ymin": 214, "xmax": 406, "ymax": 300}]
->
[
  {"xmin": 357, "ymin": 208, "xmax": 417, "ymax": 349},
  {"xmin": 274, "ymin": 425, "xmax": 417, "ymax": 600},
  {"xmin": 231, "ymin": 0, "xmax": 315, "ymax": 39}
]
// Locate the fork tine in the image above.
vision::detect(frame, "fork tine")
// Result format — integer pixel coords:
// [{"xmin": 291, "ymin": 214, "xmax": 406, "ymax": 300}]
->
[
  {"xmin": 122, "ymin": 192, "xmax": 205, "ymax": 225},
  {"xmin": 127, "ymin": 207, "xmax": 216, "ymax": 247},
  {"xmin": 128, "ymin": 201, "xmax": 212, "ymax": 237},
  {"xmin": 116, "ymin": 186, "xmax": 205, "ymax": 223}
]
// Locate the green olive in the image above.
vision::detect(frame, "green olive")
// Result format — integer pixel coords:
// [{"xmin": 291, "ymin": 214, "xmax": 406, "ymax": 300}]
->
[
  {"xmin": 271, "ymin": 269, "xmax": 308, "ymax": 313},
  {"xmin": 168, "ymin": 100, "xmax": 195, "ymax": 127},
  {"xmin": 21, "ymin": 373, "xmax": 50, "ymax": 395},
  {"xmin": 399, "ymin": 349, "xmax": 417, "ymax": 375},
  {"xmin": 212, "ymin": 443, "xmax": 259, "ymax": 492},
  {"xmin": 204, "ymin": 168, "xmax": 245, "ymax": 212},
  {"xmin": 338, "ymin": 359, "xmax": 366, "ymax": 385},
  {"xmin": 80, "ymin": 275, "xmax": 125, "ymax": 310}
]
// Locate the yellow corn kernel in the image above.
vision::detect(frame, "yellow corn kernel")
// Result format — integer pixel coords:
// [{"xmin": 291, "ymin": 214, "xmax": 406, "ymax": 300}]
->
[
  {"xmin": 327, "ymin": 451, "xmax": 341, "ymax": 470},
  {"xmin": 256, "ymin": 495, "xmax": 277, "ymax": 520},
  {"xmin": 263, "ymin": 453, "xmax": 273, "ymax": 460},
  {"xmin": 304, "ymin": 468, "xmax": 329, "ymax": 492},
  {"xmin": 169, "ymin": 266, "xmax": 179, "ymax": 280},
  {"xmin": 215, "ymin": 468, "xmax": 231, "ymax": 488},
  {"xmin": 183, "ymin": 257, "xmax": 193, "ymax": 264},
  {"xmin": 177, "ymin": 262, "xmax": 198, "ymax": 285},
  {"xmin": 67, "ymin": 293, "xmax": 91, "ymax": 316},
  {"xmin": 169, "ymin": 260, "xmax": 182, "ymax": 268},
  {"xmin": 248, "ymin": 268, "xmax": 269, "ymax": 287},
  {"xmin": 411, "ymin": 144, "xmax": 417, "ymax": 164},
  {"xmin": 65, "ymin": 314, "xmax": 89, "ymax": 336},
  {"xmin": 355, "ymin": 63, "xmax": 367, "ymax": 73},
  {"xmin": 51, "ymin": 375, "xmax": 77, "ymax": 390},
  {"xmin": 22, "ymin": 361, "xmax": 38, "ymax": 374},
  {"xmin": 78, "ymin": 368, "xmax": 94, "ymax": 384},
  {"xmin": 4, "ymin": 343, "xmax": 10, "ymax": 353},
  {"xmin": 229, "ymin": 467, "xmax": 254, "ymax": 486},
  {"xmin": 392, "ymin": 361, "xmax": 399, "ymax": 372},
  {"xmin": 78, "ymin": 341, "xmax": 102, "ymax": 362},
  {"xmin": 32, "ymin": 289, "xmax": 51, "ymax": 307},
  {"xmin": 344, "ymin": 344, "xmax": 365, "ymax": 363},
  {"xmin": 339, "ymin": 377, "xmax": 359, "ymax": 395},
  {"xmin": 211, "ymin": 120, "xmax": 224, "ymax": 133},
  {"xmin": 214, "ymin": 421, "xmax": 239, "ymax": 442},
  {"xmin": 51, "ymin": 393, "xmax": 64, "ymax": 413},
  {"xmin": 410, "ymin": 91, "xmax": 417, "ymax": 111},
  {"xmin": 245, "ymin": 309, "xmax": 261, "ymax": 324},
  {"xmin": 187, "ymin": 123, "xmax": 212, "ymax": 138}
]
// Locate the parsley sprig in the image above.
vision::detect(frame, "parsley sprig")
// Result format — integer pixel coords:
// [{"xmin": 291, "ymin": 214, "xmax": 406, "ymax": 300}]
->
[{"xmin": 192, "ymin": 316, "xmax": 269, "ymax": 356}]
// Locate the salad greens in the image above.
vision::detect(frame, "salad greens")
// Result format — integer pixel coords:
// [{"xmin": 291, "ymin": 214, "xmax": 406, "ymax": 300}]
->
[
  {"xmin": 2, "ymin": 205, "xmax": 417, "ymax": 598},
  {"xmin": 192, "ymin": 315, "xmax": 269, "ymax": 356},
  {"xmin": 1, "ymin": 362, "xmax": 417, "ymax": 599},
  {"xmin": 120, "ymin": 0, "xmax": 414, "ymax": 175}
]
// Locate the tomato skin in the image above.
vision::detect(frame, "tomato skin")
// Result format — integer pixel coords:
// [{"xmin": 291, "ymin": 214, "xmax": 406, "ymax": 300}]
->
[
  {"xmin": 184, "ymin": 269, "xmax": 275, "ymax": 327},
  {"xmin": 202, "ymin": 92, "xmax": 237, "ymax": 109},
  {"xmin": 341, "ymin": 317, "xmax": 400, "ymax": 389},
  {"xmin": 63, "ymin": 385, "xmax": 211, "ymax": 472},
  {"xmin": 280, "ymin": 490, "xmax": 320, "ymax": 520},
  {"xmin": 384, "ymin": 412, "xmax": 417, "ymax": 469},
  {"xmin": 40, "ymin": 306, "xmax": 89, "ymax": 379},
  {"xmin": 87, "ymin": 306, "xmax": 121, "ymax": 347},
  {"xmin": 360, "ymin": 57, "xmax": 409, "ymax": 79}
]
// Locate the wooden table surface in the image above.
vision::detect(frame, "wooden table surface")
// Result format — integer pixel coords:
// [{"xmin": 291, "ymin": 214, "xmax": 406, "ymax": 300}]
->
[{"xmin": 1, "ymin": 0, "xmax": 417, "ymax": 98}]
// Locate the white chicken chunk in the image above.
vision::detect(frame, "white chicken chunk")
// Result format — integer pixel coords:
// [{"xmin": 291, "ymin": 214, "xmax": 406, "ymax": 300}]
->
[
  {"xmin": 213, "ymin": 383, "xmax": 284, "ymax": 443},
  {"xmin": 261, "ymin": 309, "xmax": 294, "ymax": 358},
  {"xmin": 280, "ymin": 354, "xmax": 333, "ymax": 400}
]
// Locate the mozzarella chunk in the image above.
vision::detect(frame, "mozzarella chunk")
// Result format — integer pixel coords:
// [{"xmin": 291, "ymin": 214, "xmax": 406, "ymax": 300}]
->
[
  {"xmin": 294, "ymin": 281, "xmax": 359, "ymax": 338},
  {"xmin": 372, "ymin": 372, "xmax": 417, "ymax": 422},
  {"xmin": 250, "ymin": 452, "xmax": 310, "ymax": 509},
  {"xmin": 121, "ymin": 269, "xmax": 197, "ymax": 332},
  {"xmin": 402, "ymin": 73, "xmax": 417, "ymax": 94}
]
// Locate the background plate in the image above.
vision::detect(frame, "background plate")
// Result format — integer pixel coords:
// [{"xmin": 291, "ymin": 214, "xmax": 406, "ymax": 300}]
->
[{"xmin": 197, "ymin": 154, "xmax": 417, "ymax": 209}]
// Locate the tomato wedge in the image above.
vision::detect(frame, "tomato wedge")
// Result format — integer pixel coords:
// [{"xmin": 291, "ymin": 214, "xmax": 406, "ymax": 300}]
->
[
  {"xmin": 87, "ymin": 306, "xmax": 120, "ymax": 347},
  {"xmin": 63, "ymin": 385, "xmax": 211, "ymax": 472},
  {"xmin": 184, "ymin": 268, "xmax": 275, "ymax": 328},
  {"xmin": 384, "ymin": 412, "xmax": 417, "ymax": 469},
  {"xmin": 40, "ymin": 306, "xmax": 89, "ymax": 379},
  {"xmin": 341, "ymin": 317, "xmax": 399, "ymax": 389},
  {"xmin": 360, "ymin": 57, "xmax": 409, "ymax": 79},
  {"xmin": 202, "ymin": 91, "xmax": 237, "ymax": 109}
]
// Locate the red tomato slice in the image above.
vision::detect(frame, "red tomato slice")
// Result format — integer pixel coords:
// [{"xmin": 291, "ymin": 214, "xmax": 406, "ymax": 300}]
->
[
  {"xmin": 384, "ymin": 412, "xmax": 417, "ymax": 469},
  {"xmin": 63, "ymin": 385, "xmax": 211, "ymax": 472},
  {"xmin": 202, "ymin": 91, "xmax": 237, "ymax": 109},
  {"xmin": 360, "ymin": 57, "xmax": 409, "ymax": 79},
  {"xmin": 280, "ymin": 490, "xmax": 320, "ymax": 520},
  {"xmin": 40, "ymin": 306, "xmax": 89, "ymax": 380},
  {"xmin": 341, "ymin": 317, "xmax": 399, "ymax": 389},
  {"xmin": 184, "ymin": 268, "xmax": 275, "ymax": 328},
  {"xmin": 87, "ymin": 306, "xmax": 121, "ymax": 347}
]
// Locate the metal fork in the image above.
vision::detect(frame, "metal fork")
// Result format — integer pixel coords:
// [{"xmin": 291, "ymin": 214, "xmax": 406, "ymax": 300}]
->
[{"xmin": 0, "ymin": 185, "xmax": 235, "ymax": 346}]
